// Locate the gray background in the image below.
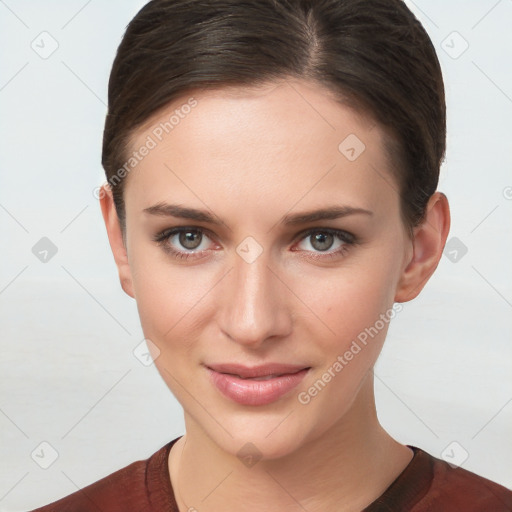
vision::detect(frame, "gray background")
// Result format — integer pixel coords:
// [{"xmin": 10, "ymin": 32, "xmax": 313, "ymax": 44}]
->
[{"xmin": 1, "ymin": 1, "xmax": 511, "ymax": 510}]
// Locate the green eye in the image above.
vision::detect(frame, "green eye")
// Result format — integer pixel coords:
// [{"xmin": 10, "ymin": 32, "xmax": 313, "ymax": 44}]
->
[{"xmin": 177, "ymin": 230, "xmax": 204, "ymax": 250}]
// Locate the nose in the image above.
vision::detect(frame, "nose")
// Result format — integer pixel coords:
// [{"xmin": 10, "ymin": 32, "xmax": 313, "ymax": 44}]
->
[{"xmin": 218, "ymin": 249, "xmax": 293, "ymax": 348}]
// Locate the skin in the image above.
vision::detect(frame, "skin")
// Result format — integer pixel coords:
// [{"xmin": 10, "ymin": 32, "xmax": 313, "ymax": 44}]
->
[{"xmin": 100, "ymin": 78, "xmax": 450, "ymax": 512}]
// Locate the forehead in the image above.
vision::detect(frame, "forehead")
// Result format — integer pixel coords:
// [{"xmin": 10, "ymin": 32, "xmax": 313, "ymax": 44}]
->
[{"xmin": 124, "ymin": 79, "xmax": 399, "ymax": 222}]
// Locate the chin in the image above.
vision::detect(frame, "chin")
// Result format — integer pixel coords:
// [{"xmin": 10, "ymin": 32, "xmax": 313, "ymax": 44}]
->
[{"xmin": 200, "ymin": 411, "xmax": 314, "ymax": 463}]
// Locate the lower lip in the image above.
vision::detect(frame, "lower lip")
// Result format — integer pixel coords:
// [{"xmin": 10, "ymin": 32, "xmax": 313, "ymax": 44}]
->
[{"xmin": 206, "ymin": 367, "xmax": 310, "ymax": 406}]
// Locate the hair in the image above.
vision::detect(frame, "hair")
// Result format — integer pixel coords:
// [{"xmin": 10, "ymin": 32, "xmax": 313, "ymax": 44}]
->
[{"xmin": 102, "ymin": 0, "xmax": 446, "ymax": 237}]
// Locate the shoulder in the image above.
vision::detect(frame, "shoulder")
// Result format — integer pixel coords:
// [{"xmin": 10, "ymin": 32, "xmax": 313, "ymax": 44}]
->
[
  {"xmin": 416, "ymin": 447, "xmax": 512, "ymax": 511},
  {"xmin": 29, "ymin": 439, "xmax": 179, "ymax": 512}
]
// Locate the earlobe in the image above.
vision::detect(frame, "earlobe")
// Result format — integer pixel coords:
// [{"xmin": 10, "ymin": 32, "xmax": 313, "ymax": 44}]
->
[
  {"xmin": 98, "ymin": 183, "xmax": 135, "ymax": 299},
  {"xmin": 394, "ymin": 192, "xmax": 451, "ymax": 303}
]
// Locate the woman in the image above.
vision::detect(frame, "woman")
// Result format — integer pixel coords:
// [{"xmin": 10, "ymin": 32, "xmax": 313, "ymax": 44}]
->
[{"xmin": 31, "ymin": 0, "xmax": 512, "ymax": 510}]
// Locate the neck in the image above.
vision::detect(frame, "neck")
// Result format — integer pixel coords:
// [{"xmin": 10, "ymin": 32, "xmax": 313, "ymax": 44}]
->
[{"xmin": 169, "ymin": 374, "xmax": 413, "ymax": 512}]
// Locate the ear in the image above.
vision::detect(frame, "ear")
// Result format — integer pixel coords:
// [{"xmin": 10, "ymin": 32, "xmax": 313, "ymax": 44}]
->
[
  {"xmin": 99, "ymin": 183, "xmax": 135, "ymax": 299},
  {"xmin": 395, "ymin": 192, "xmax": 451, "ymax": 303}
]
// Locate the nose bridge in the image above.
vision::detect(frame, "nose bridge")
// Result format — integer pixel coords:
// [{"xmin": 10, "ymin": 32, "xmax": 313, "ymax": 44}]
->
[{"xmin": 219, "ymin": 248, "xmax": 291, "ymax": 346}]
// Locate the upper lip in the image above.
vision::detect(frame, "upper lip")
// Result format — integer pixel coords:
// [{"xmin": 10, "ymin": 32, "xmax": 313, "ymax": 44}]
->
[{"xmin": 206, "ymin": 363, "xmax": 310, "ymax": 378}]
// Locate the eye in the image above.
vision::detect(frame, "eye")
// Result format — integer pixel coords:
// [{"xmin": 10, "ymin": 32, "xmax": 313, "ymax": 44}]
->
[
  {"xmin": 174, "ymin": 229, "xmax": 206, "ymax": 250},
  {"xmin": 153, "ymin": 227, "xmax": 217, "ymax": 259},
  {"xmin": 153, "ymin": 226, "xmax": 356, "ymax": 262},
  {"xmin": 293, "ymin": 228, "xmax": 355, "ymax": 258}
]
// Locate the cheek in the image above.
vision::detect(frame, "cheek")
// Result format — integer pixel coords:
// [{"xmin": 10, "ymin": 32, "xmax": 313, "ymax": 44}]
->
[
  {"xmin": 294, "ymin": 263, "xmax": 400, "ymax": 419},
  {"xmin": 131, "ymin": 257, "xmax": 213, "ymax": 398},
  {"xmin": 296, "ymin": 253, "xmax": 399, "ymax": 350}
]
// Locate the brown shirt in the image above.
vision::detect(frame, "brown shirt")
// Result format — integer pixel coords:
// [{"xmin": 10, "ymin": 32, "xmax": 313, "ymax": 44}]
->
[{"xmin": 30, "ymin": 436, "xmax": 512, "ymax": 511}]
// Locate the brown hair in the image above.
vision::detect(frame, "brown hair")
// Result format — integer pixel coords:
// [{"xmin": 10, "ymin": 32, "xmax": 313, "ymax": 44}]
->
[{"xmin": 102, "ymin": 0, "xmax": 446, "ymax": 236}]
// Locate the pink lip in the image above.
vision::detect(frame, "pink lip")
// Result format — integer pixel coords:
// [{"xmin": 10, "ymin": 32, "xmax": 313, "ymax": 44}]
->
[{"xmin": 205, "ymin": 363, "xmax": 310, "ymax": 406}]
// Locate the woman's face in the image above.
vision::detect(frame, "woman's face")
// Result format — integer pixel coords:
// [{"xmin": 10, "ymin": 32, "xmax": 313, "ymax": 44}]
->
[{"xmin": 113, "ymin": 79, "xmax": 413, "ymax": 459}]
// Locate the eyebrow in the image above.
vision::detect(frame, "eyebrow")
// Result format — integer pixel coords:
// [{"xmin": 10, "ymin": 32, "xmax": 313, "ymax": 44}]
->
[{"xmin": 143, "ymin": 202, "xmax": 373, "ymax": 226}]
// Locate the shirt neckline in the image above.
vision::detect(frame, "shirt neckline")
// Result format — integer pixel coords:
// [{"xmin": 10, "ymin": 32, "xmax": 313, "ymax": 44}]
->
[{"xmin": 148, "ymin": 438, "xmax": 433, "ymax": 512}]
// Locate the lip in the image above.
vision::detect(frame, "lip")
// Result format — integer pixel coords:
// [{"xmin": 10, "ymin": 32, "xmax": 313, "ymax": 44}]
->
[
  {"xmin": 206, "ymin": 362, "xmax": 309, "ymax": 378},
  {"xmin": 205, "ymin": 363, "xmax": 310, "ymax": 406}
]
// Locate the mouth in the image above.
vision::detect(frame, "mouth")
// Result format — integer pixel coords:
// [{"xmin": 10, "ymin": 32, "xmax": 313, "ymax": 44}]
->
[
  {"xmin": 206, "ymin": 362, "xmax": 310, "ymax": 379},
  {"xmin": 204, "ymin": 363, "xmax": 311, "ymax": 406},
  {"xmin": 235, "ymin": 374, "xmax": 289, "ymax": 381}
]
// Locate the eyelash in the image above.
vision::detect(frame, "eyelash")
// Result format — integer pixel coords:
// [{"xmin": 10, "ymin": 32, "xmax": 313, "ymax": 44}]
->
[{"xmin": 152, "ymin": 226, "xmax": 357, "ymax": 262}]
